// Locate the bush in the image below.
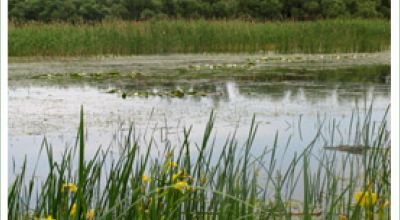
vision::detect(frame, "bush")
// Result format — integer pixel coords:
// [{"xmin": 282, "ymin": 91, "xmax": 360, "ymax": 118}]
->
[{"xmin": 8, "ymin": 0, "xmax": 390, "ymax": 22}]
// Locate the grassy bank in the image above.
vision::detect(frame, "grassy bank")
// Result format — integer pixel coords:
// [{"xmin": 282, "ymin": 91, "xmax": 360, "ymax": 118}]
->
[
  {"xmin": 9, "ymin": 19, "xmax": 390, "ymax": 57},
  {"xmin": 9, "ymin": 106, "xmax": 390, "ymax": 219}
]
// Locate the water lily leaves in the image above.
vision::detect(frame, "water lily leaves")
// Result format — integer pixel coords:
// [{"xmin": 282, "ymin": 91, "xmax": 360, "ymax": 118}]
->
[
  {"xmin": 108, "ymin": 88, "xmax": 209, "ymax": 99},
  {"xmin": 169, "ymin": 89, "xmax": 185, "ymax": 98},
  {"xmin": 187, "ymin": 91, "xmax": 207, "ymax": 97},
  {"xmin": 121, "ymin": 92, "xmax": 127, "ymax": 99},
  {"xmin": 106, "ymin": 89, "xmax": 120, "ymax": 94},
  {"xmin": 130, "ymin": 71, "xmax": 143, "ymax": 78}
]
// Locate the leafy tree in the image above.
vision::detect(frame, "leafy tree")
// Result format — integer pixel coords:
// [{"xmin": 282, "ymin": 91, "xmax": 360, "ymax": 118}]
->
[
  {"xmin": 303, "ymin": 0, "xmax": 320, "ymax": 18},
  {"xmin": 238, "ymin": 0, "xmax": 283, "ymax": 19},
  {"xmin": 355, "ymin": 0, "xmax": 379, "ymax": 18},
  {"xmin": 176, "ymin": 0, "xmax": 202, "ymax": 18},
  {"xmin": 9, "ymin": 0, "xmax": 28, "ymax": 22},
  {"xmin": 258, "ymin": 0, "xmax": 283, "ymax": 19},
  {"xmin": 211, "ymin": 1, "xmax": 232, "ymax": 18},
  {"xmin": 321, "ymin": 0, "xmax": 348, "ymax": 18},
  {"xmin": 8, "ymin": 0, "xmax": 391, "ymax": 22},
  {"xmin": 161, "ymin": 0, "xmax": 177, "ymax": 17},
  {"xmin": 377, "ymin": 0, "xmax": 390, "ymax": 18},
  {"xmin": 123, "ymin": 0, "xmax": 155, "ymax": 20},
  {"xmin": 110, "ymin": 3, "xmax": 130, "ymax": 19},
  {"xmin": 140, "ymin": 9, "xmax": 156, "ymax": 20},
  {"xmin": 79, "ymin": 0, "xmax": 108, "ymax": 22}
]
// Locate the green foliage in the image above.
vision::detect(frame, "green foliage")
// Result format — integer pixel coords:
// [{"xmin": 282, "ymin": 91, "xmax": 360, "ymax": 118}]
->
[
  {"xmin": 9, "ymin": 0, "xmax": 390, "ymax": 23},
  {"xmin": 9, "ymin": 19, "xmax": 390, "ymax": 56},
  {"xmin": 356, "ymin": 0, "xmax": 380, "ymax": 18},
  {"xmin": 8, "ymin": 106, "xmax": 391, "ymax": 219},
  {"xmin": 238, "ymin": 0, "xmax": 283, "ymax": 19},
  {"xmin": 321, "ymin": 0, "xmax": 348, "ymax": 18}
]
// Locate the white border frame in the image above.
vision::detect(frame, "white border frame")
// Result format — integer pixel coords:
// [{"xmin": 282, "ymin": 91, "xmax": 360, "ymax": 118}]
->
[
  {"xmin": 1, "ymin": 0, "xmax": 8, "ymax": 217},
  {"xmin": 391, "ymin": 0, "xmax": 399, "ymax": 218},
  {"xmin": 0, "ymin": 1, "xmax": 399, "ymax": 219}
]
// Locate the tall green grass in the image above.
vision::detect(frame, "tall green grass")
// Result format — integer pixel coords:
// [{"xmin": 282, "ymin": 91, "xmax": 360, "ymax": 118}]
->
[
  {"xmin": 9, "ymin": 106, "xmax": 390, "ymax": 219},
  {"xmin": 9, "ymin": 19, "xmax": 390, "ymax": 57}
]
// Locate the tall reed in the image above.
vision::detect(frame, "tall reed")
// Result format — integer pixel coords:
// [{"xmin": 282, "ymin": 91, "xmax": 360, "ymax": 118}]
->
[
  {"xmin": 8, "ymin": 105, "xmax": 390, "ymax": 219},
  {"xmin": 9, "ymin": 19, "xmax": 390, "ymax": 57}
]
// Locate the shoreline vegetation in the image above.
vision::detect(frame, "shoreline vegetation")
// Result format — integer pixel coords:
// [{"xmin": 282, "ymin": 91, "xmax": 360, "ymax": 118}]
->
[
  {"xmin": 9, "ymin": 19, "xmax": 390, "ymax": 57},
  {"xmin": 8, "ymin": 2, "xmax": 391, "ymax": 219},
  {"xmin": 9, "ymin": 0, "xmax": 390, "ymax": 23},
  {"xmin": 9, "ymin": 65, "xmax": 391, "ymax": 85},
  {"xmin": 9, "ymin": 106, "xmax": 390, "ymax": 219}
]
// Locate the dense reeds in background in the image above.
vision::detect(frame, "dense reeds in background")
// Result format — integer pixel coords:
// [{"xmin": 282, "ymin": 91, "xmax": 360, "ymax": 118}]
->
[{"xmin": 9, "ymin": 19, "xmax": 389, "ymax": 57}]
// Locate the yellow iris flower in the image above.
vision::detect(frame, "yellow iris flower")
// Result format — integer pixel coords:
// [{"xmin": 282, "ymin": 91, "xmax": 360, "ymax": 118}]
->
[
  {"xmin": 355, "ymin": 191, "xmax": 377, "ymax": 207},
  {"xmin": 142, "ymin": 175, "xmax": 150, "ymax": 183},
  {"xmin": 174, "ymin": 181, "xmax": 189, "ymax": 192},
  {"xmin": 172, "ymin": 170, "xmax": 183, "ymax": 182},
  {"xmin": 167, "ymin": 161, "xmax": 178, "ymax": 168},
  {"xmin": 70, "ymin": 203, "xmax": 77, "ymax": 217},
  {"xmin": 62, "ymin": 183, "xmax": 77, "ymax": 193},
  {"xmin": 86, "ymin": 209, "xmax": 95, "ymax": 220},
  {"xmin": 34, "ymin": 215, "xmax": 55, "ymax": 220}
]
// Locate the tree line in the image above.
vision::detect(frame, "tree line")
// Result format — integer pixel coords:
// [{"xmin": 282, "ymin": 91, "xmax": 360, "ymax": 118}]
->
[{"xmin": 9, "ymin": 0, "xmax": 390, "ymax": 23}]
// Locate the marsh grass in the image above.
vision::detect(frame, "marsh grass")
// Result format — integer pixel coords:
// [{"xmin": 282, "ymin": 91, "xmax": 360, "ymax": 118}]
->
[
  {"xmin": 19, "ymin": 64, "xmax": 390, "ymax": 85},
  {"xmin": 9, "ymin": 19, "xmax": 389, "ymax": 57},
  {"xmin": 8, "ymin": 105, "xmax": 390, "ymax": 219}
]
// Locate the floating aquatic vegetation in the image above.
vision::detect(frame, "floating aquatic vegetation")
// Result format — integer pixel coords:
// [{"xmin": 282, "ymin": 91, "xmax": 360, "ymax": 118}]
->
[
  {"xmin": 189, "ymin": 63, "xmax": 243, "ymax": 71},
  {"xmin": 129, "ymin": 71, "xmax": 143, "ymax": 78},
  {"xmin": 22, "ymin": 63, "xmax": 389, "ymax": 85},
  {"xmin": 69, "ymin": 72, "xmax": 86, "ymax": 78},
  {"xmin": 260, "ymin": 56, "xmax": 285, "ymax": 61},
  {"xmin": 121, "ymin": 92, "xmax": 127, "ymax": 99},
  {"xmin": 324, "ymin": 145, "xmax": 390, "ymax": 155},
  {"xmin": 107, "ymin": 88, "xmax": 210, "ymax": 99},
  {"xmin": 187, "ymin": 91, "xmax": 207, "ymax": 97},
  {"xmin": 169, "ymin": 89, "xmax": 185, "ymax": 98},
  {"xmin": 106, "ymin": 88, "xmax": 120, "ymax": 94}
]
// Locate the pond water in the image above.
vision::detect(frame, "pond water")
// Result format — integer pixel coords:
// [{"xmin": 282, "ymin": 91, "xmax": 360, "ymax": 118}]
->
[{"xmin": 9, "ymin": 54, "xmax": 391, "ymax": 191}]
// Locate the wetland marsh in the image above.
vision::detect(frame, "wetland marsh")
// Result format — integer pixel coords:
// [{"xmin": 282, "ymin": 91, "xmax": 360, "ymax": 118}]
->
[
  {"xmin": 9, "ymin": 52, "xmax": 390, "ymax": 219},
  {"xmin": 7, "ymin": 0, "xmax": 393, "ymax": 217}
]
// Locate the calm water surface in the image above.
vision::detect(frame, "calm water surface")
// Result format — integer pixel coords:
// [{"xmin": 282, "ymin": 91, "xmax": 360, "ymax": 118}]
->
[
  {"xmin": 8, "ymin": 54, "xmax": 391, "ymax": 190},
  {"xmin": 9, "ymin": 80, "xmax": 390, "ymax": 181}
]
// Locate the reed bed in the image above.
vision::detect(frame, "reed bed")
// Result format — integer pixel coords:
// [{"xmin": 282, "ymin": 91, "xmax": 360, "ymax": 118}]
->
[
  {"xmin": 9, "ymin": 106, "xmax": 390, "ymax": 219},
  {"xmin": 9, "ymin": 19, "xmax": 389, "ymax": 57}
]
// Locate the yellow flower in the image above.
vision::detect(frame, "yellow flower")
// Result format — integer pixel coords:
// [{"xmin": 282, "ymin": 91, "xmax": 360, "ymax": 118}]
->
[
  {"xmin": 168, "ymin": 161, "xmax": 178, "ymax": 168},
  {"xmin": 174, "ymin": 181, "xmax": 189, "ymax": 192},
  {"xmin": 142, "ymin": 175, "xmax": 150, "ymax": 183},
  {"xmin": 70, "ymin": 203, "xmax": 77, "ymax": 217},
  {"xmin": 339, "ymin": 214, "xmax": 347, "ymax": 220},
  {"xmin": 62, "ymin": 183, "xmax": 77, "ymax": 193},
  {"xmin": 172, "ymin": 170, "xmax": 183, "ymax": 182},
  {"xmin": 355, "ymin": 191, "xmax": 377, "ymax": 207},
  {"xmin": 182, "ymin": 171, "xmax": 192, "ymax": 179},
  {"xmin": 34, "ymin": 215, "xmax": 55, "ymax": 220},
  {"xmin": 86, "ymin": 209, "xmax": 95, "ymax": 220}
]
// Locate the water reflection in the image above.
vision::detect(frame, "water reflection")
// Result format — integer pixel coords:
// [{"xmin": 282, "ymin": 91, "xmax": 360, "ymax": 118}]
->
[{"xmin": 9, "ymin": 80, "xmax": 390, "ymax": 183}]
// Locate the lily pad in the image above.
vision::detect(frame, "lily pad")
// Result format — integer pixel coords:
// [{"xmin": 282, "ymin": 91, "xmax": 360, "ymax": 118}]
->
[{"xmin": 170, "ymin": 89, "xmax": 185, "ymax": 98}]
